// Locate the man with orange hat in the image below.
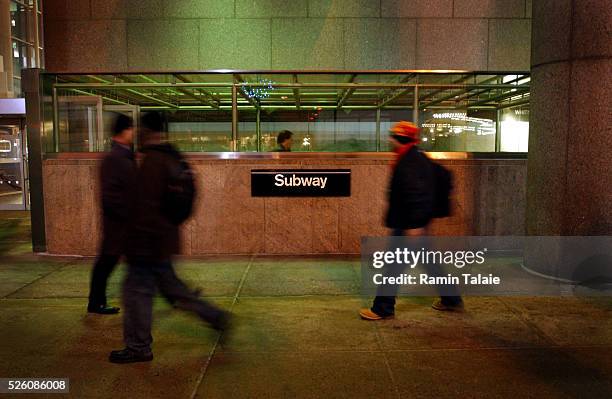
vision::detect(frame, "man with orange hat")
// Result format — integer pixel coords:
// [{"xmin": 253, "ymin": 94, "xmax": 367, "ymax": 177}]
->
[{"xmin": 359, "ymin": 121, "xmax": 463, "ymax": 320}]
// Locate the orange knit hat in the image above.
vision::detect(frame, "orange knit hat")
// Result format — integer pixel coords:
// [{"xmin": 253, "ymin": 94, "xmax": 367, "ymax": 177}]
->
[{"xmin": 389, "ymin": 121, "xmax": 420, "ymax": 140}]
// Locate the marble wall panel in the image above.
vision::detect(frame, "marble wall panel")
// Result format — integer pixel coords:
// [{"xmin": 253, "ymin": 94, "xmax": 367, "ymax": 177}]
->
[{"xmin": 42, "ymin": 158, "xmax": 527, "ymax": 255}]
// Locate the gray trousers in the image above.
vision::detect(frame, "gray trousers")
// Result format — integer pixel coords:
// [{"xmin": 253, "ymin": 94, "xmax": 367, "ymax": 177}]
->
[
  {"xmin": 372, "ymin": 228, "xmax": 462, "ymax": 316},
  {"xmin": 122, "ymin": 259, "xmax": 224, "ymax": 354}
]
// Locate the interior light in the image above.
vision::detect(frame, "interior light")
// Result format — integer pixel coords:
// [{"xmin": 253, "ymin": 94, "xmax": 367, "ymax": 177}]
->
[
  {"xmin": 500, "ymin": 120, "xmax": 529, "ymax": 152},
  {"xmin": 518, "ymin": 77, "xmax": 530, "ymax": 85}
]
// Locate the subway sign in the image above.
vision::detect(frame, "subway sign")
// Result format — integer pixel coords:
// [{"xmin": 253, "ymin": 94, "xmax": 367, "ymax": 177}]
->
[{"xmin": 251, "ymin": 169, "xmax": 351, "ymax": 197}]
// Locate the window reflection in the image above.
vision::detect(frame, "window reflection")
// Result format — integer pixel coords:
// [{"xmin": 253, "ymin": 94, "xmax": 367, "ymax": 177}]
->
[
  {"xmin": 9, "ymin": 0, "xmax": 43, "ymax": 97},
  {"xmin": 420, "ymin": 110, "xmax": 496, "ymax": 152},
  {"xmin": 43, "ymin": 72, "xmax": 530, "ymax": 154}
]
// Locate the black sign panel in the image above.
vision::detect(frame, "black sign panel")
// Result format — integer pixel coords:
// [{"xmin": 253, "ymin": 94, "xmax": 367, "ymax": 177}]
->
[{"xmin": 251, "ymin": 169, "xmax": 351, "ymax": 197}]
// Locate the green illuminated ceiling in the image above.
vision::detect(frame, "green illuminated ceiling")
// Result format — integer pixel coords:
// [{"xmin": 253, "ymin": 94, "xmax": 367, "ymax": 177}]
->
[{"xmin": 47, "ymin": 71, "xmax": 530, "ymax": 111}]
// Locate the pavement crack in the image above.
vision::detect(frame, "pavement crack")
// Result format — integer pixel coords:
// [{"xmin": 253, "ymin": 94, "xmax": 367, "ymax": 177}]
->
[
  {"xmin": 373, "ymin": 321, "xmax": 402, "ymax": 399},
  {"xmin": 3, "ymin": 260, "xmax": 75, "ymax": 299},
  {"xmin": 189, "ymin": 255, "xmax": 255, "ymax": 399},
  {"xmin": 497, "ymin": 297, "xmax": 561, "ymax": 347}
]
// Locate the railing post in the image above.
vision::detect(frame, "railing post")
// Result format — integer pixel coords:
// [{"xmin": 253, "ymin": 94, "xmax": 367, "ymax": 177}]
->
[
  {"xmin": 52, "ymin": 86, "xmax": 59, "ymax": 152},
  {"xmin": 375, "ymin": 107, "xmax": 381, "ymax": 152},
  {"xmin": 256, "ymin": 107, "xmax": 261, "ymax": 152},
  {"xmin": 412, "ymin": 85, "xmax": 419, "ymax": 126},
  {"xmin": 231, "ymin": 83, "xmax": 238, "ymax": 152}
]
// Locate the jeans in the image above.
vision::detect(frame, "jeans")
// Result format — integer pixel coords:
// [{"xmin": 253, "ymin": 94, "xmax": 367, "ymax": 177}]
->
[
  {"xmin": 89, "ymin": 254, "xmax": 120, "ymax": 307},
  {"xmin": 371, "ymin": 228, "xmax": 462, "ymax": 317},
  {"xmin": 122, "ymin": 259, "xmax": 225, "ymax": 354}
]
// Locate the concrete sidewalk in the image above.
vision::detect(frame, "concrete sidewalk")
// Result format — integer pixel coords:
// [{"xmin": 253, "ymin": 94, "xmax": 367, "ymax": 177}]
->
[
  {"xmin": 1, "ymin": 211, "xmax": 612, "ymax": 398},
  {"xmin": 1, "ymin": 252, "xmax": 612, "ymax": 398}
]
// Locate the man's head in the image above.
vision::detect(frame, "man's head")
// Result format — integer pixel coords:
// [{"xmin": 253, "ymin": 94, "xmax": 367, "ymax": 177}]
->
[
  {"xmin": 277, "ymin": 130, "xmax": 293, "ymax": 150},
  {"xmin": 389, "ymin": 121, "xmax": 420, "ymax": 150},
  {"xmin": 139, "ymin": 111, "xmax": 165, "ymax": 145},
  {"xmin": 112, "ymin": 114, "xmax": 134, "ymax": 145}
]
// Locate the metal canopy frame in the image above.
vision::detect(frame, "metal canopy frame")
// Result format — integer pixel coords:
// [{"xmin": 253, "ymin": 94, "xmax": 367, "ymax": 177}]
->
[{"xmin": 44, "ymin": 70, "xmax": 530, "ymax": 152}]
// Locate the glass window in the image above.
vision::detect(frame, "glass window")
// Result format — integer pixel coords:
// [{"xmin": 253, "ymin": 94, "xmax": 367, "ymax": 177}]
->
[
  {"xmin": 42, "ymin": 72, "xmax": 529, "ymax": 154},
  {"xmin": 419, "ymin": 109, "xmax": 496, "ymax": 152},
  {"xmin": 10, "ymin": 0, "xmax": 43, "ymax": 97},
  {"xmin": 239, "ymin": 108, "xmax": 379, "ymax": 152},
  {"xmin": 0, "ymin": 125, "xmax": 26, "ymax": 209},
  {"xmin": 56, "ymin": 96, "xmax": 103, "ymax": 152},
  {"xmin": 168, "ymin": 111, "xmax": 233, "ymax": 152},
  {"xmin": 499, "ymin": 105, "xmax": 529, "ymax": 152}
]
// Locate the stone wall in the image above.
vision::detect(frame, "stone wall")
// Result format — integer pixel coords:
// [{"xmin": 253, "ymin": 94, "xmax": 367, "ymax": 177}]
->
[
  {"xmin": 527, "ymin": 0, "xmax": 612, "ymax": 237},
  {"xmin": 42, "ymin": 156, "xmax": 527, "ymax": 255},
  {"xmin": 42, "ymin": 0, "xmax": 532, "ymax": 72}
]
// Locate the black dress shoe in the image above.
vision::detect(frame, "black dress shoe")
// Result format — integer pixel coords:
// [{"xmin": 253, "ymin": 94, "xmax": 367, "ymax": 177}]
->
[
  {"xmin": 212, "ymin": 311, "xmax": 232, "ymax": 332},
  {"xmin": 87, "ymin": 304, "xmax": 120, "ymax": 314},
  {"xmin": 109, "ymin": 348, "xmax": 153, "ymax": 364},
  {"xmin": 213, "ymin": 312, "xmax": 233, "ymax": 347}
]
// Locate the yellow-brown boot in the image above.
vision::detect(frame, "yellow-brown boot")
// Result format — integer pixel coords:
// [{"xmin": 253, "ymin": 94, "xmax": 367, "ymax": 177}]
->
[
  {"xmin": 359, "ymin": 309, "xmax": 394, "ymax": 320},
  {"xmin": 432, "ymin": 299, "xmax": 465, "ymax": 312}
]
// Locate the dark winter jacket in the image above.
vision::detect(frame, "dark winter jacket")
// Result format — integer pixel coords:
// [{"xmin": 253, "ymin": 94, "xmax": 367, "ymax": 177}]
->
[
  {"xmin": 126, "ymin": 143, "xmax": 182, "ymax": 261},
  {"xmin": 385, "ymin": 146, "xmax": 435, "ymax": 230},
  {"xmin": 99, "ymin": 141, "xmax": 136, "ymax": 255}
]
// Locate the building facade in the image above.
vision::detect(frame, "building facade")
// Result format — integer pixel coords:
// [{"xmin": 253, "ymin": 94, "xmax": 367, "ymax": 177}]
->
[
  {"xmin": 42, "ymin": 0, "xmax": 532, "ymax": 72},
  {"xmin": 17, "ymin": 1, "xmax": 612, "ymax": 265}
]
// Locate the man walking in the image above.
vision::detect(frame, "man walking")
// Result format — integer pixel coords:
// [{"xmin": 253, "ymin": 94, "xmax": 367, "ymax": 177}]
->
[
  {"xmin": 109, "ymin": 112, "xmax": 230, "ymax": 364},
  {"xmin": 88, "ymin": 114, "xmax": 135, "ymax": 315},
  {"xmin": 359, "ymin": 121, "xmax": 463, "ymax": 321}
]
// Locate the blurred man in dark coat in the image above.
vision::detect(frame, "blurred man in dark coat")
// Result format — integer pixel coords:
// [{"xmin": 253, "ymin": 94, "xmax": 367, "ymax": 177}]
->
[
  {"xmin": 109, "ymin": 112, "xmax": 230, "ymax": 364},
  {"xmin": 359, "ymin": 121, "xmax": 463, "ymax": 321},
  {"xmin": 87, "ymin": 114, "xmax": 135, "ymax": 314}
]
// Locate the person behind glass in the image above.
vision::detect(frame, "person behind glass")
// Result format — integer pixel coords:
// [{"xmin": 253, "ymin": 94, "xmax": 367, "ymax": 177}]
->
[
  {"xmin": 109, "ymin": 112, "xmax": 231, "ymax": 364},
  {"xmin": 87, "ymin": 114, "xmax": 136, "ymax": 315},
  {"xmin": 359, "ymin": 121, "xmax": 463, "ymax": 321},
  {"xmin": 275, "ymin": 130, "xmax": 293, "ymax": 152}
]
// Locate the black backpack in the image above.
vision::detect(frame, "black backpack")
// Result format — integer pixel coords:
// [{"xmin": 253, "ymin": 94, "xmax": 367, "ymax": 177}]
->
[
  {"xmin": 429, "ymin": 160, "xmax": 453, "ymax": 218},
  {"xmin": 161, "ymin": 154, "xmax": 196, "ymax": 225}
]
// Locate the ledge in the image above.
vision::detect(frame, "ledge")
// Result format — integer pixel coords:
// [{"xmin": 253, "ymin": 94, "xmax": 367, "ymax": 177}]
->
[{"xmin": 43, "ymin": 151, "xmax": 528, "ymax": 162}]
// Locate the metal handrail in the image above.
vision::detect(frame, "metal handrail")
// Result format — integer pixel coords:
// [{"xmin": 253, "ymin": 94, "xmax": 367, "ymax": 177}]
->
[{"xmin": 43, "ymin": 151, "xmax": 528, "ymax": 161}]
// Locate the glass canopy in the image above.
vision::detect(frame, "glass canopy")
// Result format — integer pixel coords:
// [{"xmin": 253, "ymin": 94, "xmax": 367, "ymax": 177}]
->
[{"xmin": 41, "ymin": 71, "xmax": 530, "ymax": 153}]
